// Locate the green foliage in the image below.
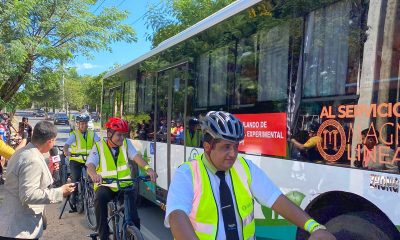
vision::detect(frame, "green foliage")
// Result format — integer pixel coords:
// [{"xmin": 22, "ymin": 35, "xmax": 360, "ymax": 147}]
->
[
  {"xmin": 125, "ymin": 113, "xmax": 151, "ymax": 132},
  {"xmin": 145, "ymin": 0, "xmax": 235, "ymax": 47},
  {"xmin": 64, "ymin": 69, "xmax": 85, "ymax": 110},
  {"xmin": 0, "ymin": 0, "xmax": 136, "ymax": 103},
  {"xmin": 83, "ymin": 72, "xmax": 104, "ymax": 111}
]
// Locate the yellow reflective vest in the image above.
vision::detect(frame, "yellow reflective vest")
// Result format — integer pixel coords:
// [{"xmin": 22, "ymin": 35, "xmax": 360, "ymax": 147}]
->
[
  {"xmin": 94, "ymin": 139, "xmax": 132, "ymax": 191},
  {"xmin": 70, "ymin": 129, "xmax": 94, "ymax": 163},
  {"xmin": 185, "ymin": 129, "xmax": 201, "ymax": 147},
  {"xmin": 185, "ymin": 154, "xmax": 255, "ymax": 240}
]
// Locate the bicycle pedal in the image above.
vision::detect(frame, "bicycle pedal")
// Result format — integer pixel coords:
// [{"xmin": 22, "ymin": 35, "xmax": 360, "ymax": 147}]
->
[{"xmin": 87, "ymin": 233, "xmax": 98, "ymax": 239}]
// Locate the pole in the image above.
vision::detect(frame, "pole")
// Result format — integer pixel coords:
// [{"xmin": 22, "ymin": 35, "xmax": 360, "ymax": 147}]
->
[{"xmin": 62, "ymin": 64, "xmax": 66, "ymax": 112}]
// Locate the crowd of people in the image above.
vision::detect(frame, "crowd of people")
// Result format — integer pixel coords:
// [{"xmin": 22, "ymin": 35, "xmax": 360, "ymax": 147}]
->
[
  {"xmin": 136, "ymin": 117, "xmax": 202, "ymax": 147},
  {"xmin": 0, "ymin": 113, "xmax": 32, "ymax": 184}
]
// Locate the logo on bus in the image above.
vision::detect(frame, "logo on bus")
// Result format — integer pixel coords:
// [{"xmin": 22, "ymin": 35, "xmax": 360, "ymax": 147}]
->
[{"xmin": 316, "ymin": 119, "xmax": 347, "ymax": 162}]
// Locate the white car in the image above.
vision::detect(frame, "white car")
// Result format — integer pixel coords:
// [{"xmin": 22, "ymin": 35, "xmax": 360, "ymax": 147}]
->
[{"xmin": 87, "ymin": 119, "xmax": 94, "ymax": 131}]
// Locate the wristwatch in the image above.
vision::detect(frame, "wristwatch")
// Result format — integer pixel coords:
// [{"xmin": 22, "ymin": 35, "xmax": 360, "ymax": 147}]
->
[
  {"xmin": 144, "ymin": 165, "xmax": 152, "ymax": 171},
  {"xmin": 311, "ymin": 224, "xmax": 327, "ymax": 233}
]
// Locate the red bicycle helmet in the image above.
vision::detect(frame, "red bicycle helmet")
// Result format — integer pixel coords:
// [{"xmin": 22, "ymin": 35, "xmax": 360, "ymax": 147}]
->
[{"xmin": 105, "ymin": 117, "xmax": 129, "ymax": 133}]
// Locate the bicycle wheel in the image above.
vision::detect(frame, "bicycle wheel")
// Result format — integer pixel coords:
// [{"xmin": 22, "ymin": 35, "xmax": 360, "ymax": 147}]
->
[
  {"xmin": 76, "ymin": 182, "xmax": 85, "ymax": 214},
  {"xmin": 108, "ymin": 203, "xmax": 118, "ymax": 240},
  {"xmin": 59, "ymin": 155, "xmax": 68, "ymax": 185},
  {"xmin": 125, "ymin": 225, "xmax": 144, "ymax": 240},
  {"xmin": 85, "ymin": 184, "xmax": 97, "ymax": 230}
]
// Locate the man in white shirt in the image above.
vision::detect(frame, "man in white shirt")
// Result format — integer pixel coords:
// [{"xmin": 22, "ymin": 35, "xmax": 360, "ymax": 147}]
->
[
  {"xmin": 63, "ymin": 114, "xmax": 100, "ymax": 212},
  {"xmin": 86, "ymin": 117, "xmax": 157, "ymax": 240},
  {"xmin": 165, "ymin": 111, "xmax": 336, "ymax": 240}
]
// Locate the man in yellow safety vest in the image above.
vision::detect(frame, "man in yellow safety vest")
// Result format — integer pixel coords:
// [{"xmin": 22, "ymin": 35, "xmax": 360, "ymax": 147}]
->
[
  {"xmin": 63, "ymin": 114, "xmax": 100, "ymax": 212},
  {"xmin": 86, "ymin": 117, "xmax": 157, "ymax": 240},
  {"xmin": 165, "ymin": 111, "xmax": 336, "ymax": 240}
]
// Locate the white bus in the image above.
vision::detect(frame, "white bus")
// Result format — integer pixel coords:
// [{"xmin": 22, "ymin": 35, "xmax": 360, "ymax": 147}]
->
[{"xmin": 101, "ymin": 0, "xmax": 400, "ymax": 239}]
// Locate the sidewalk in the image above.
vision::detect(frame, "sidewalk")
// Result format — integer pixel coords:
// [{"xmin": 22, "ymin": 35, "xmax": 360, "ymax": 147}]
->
[{"xmin": 0, "ymin": 184, "xmax": 4, "ymax": 206}]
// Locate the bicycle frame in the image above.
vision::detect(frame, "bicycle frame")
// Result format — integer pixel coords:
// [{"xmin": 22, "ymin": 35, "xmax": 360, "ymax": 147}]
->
[{"xmin": 103, "ymin": 177, "xmax": 150, "ymax": 240}]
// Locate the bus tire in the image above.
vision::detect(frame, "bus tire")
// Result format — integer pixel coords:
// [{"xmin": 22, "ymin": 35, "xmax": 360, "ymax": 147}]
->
[{"xmin": 325, "ymin": 211, "xmax": 399, "ymax": 240}]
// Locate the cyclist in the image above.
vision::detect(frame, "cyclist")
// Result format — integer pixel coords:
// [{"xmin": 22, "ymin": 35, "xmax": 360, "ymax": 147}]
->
[
  {"xmin": 165, "ymin": 111, "xmax": 336, "ymax": 240},
  {"xmin": 63, "ymin": 114, "xmax": 101, "ymax": 212},
  {"xmin": 86, "ymin": 117, "xmax": 157, "ymax": 240}
]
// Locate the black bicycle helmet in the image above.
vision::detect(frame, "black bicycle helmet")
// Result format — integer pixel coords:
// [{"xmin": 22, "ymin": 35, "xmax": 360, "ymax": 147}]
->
[
  {"xmin": 76, "ymin": 114, "xmax": 90, "ymax": 123},
  {"xmin": 189, "ymin": 118, "xmax": 199, "ymax": 126},
  {"xmin": 201, "ymin": 111, "xmax": 244, "ymax": 142}
]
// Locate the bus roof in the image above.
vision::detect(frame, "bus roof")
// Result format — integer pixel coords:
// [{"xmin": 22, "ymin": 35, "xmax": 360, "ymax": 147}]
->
[{"xmin": 103, "ymin": 0, "xmax": 262, "ymax": 79}]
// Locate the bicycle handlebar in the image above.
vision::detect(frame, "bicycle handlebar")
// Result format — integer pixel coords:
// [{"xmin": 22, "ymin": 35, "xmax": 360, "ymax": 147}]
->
[
  {"xmin": 101, "ymin": 176, "xmax": 150, "ymax": 185},
  {"xmin": 100, "ymin": 176, "xmax": 150, "ymax": 191},
  {"xmin": 70, "ymin": 153, "xmax": 89, "ymax": 157}
]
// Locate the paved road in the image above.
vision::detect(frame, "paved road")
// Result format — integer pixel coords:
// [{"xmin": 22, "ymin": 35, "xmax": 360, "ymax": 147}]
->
[{"xmin": 0, "ymin": 111, "xmax": 173, "ymax": 240}]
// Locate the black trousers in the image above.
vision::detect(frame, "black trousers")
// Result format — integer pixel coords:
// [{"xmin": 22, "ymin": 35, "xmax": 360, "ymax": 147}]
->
[
  {"xmin": 95, "ymin": 186, "xmax": 140, "ymax": 240},
  {"xmin": 69, "ymin": 160, "xmax": 85, "ymax": 205}
]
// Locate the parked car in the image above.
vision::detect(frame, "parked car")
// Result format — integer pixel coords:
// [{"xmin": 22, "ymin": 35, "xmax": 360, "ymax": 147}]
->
[
  {"xmin": 90, "ymin": 112, "xmax": 99, "ymax": 122},
  {"xmin": 33, "ymin": 109, "xmax": 45, "ymax": 117},
  {"xmin": 54, "ymin": 113, "xmax": 69, "ymax": 125}
]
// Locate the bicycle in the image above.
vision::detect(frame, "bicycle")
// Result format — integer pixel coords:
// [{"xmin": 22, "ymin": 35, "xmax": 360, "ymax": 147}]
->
[
  {"xmin": 88, "ymin": 176, "xmax": 150, "ymax": 240},
  {"xmin": 59, "ymin": 153, "xmax": 97, "ymax": 230}
]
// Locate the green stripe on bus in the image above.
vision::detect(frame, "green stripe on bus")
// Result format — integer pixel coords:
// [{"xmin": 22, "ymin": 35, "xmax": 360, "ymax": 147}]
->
[{"xmin": 256, "ymin": 225, "xmax": 297, "ymax": 240}]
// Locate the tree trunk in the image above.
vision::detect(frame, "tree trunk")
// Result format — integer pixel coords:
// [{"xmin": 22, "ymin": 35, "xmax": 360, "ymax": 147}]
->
[{"xmin": 0, "ymin": 59, "xmax": 33, "ymax": 103}]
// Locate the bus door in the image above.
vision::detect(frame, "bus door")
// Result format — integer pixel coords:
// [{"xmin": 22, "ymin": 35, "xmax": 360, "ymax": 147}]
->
[{"xmin": 155, "ymin": 62, "xmax": 188, "ymax": 201}]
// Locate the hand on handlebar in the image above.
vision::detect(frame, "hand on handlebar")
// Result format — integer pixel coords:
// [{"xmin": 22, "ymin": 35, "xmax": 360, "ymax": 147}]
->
[
  {"xmin": 91, "ymin": 173, "xmax": 102, "ymax": 184},
  {"xmin": 146, "ymin": 168, "xmax": 158, "ymax": 183},
  {"xmin": 64, "ymin": 149, "xmax": 71, "ymax": 157}
]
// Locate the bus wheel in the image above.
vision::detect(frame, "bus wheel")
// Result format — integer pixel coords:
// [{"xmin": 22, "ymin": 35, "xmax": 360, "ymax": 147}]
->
[{"xmin": 325, "ymin": 211, "xmax": 399, "ymax": 240}]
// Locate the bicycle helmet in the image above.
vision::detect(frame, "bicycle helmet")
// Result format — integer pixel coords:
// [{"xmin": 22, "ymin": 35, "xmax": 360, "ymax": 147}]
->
[
  {"xmin": 188, "ymin": 118, "xmax": 199, "ymax": 126},
  {"xmin": 201, "ymin": 111, "xmax": 244, "ymax": 142},
  {"xmin": 105, "ymin": 117, "xmax": 129, "ymax": 133},
  {"xmin": 76, "ymin": 114, "xmax": 90, "ymax": 123}
]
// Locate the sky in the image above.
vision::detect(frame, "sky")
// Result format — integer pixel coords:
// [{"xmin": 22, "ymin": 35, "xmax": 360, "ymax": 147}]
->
[{"xmin": 74, "ymin": 0, "xmax": 163, "ymax": 76}]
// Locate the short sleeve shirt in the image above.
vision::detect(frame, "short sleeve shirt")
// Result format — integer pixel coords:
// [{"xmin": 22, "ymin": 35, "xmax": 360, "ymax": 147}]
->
[
  {"xmin": 303, "ymin": 136, "xmax": 321, "ymax": 148},
  {"xmin": 164, "ymin": 155, "xmax": 282, "ymax": 239},
  {"xmin": 85, "ymin": 138, "xmax": 138, "ymax": 167},
  {"xmin": 65, "ymin": 130, "xmax": 101, "ymax": 146}
]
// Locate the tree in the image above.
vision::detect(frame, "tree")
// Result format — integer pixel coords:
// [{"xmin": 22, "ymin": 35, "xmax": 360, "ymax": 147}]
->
[
  {"xmin": 145, "ymin": 0, "xmax": 235, "ymax": 47},
  {"xmin": 24, "ymin": 67, "xmax": 62, "ymax": 111},
  {"xmin": 0, "ymin": 0, "xmax": 136, "ymax": 103},
  {"xmin": 84, "ymin": 72, "xmax": 104, "ymax": 112}
]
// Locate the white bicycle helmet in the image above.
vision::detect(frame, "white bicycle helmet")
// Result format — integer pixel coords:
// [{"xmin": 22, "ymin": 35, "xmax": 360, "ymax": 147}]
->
[
  {"xmin": 201, "ymin": 111, "xmax": 244, "ymax": 142},
  {"xmin": 76, "ymin": 114, "xmax": 90, "ymax": 123}
]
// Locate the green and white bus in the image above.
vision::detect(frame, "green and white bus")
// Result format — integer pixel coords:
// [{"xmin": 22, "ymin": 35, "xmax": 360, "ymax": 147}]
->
[{"xmin": 102, "ymin": 0, "xmax": 400, "ymax": 239}]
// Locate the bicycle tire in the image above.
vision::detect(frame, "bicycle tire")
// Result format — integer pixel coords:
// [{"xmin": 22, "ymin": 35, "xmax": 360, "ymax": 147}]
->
[
  {"xmin": 108, "ymin": 203, "xmax": 118, "ymax": 240},
  {"xmin": 125, "ymin": 225, "xmax": 144, "ymax": 240},
  {"xmin": 76, "ymin": 181, "xmax": 85, "ymax": 214},
  {"xmin": 85, "ymin": 184, "xmax": 97, "ymax": 230},
  {"xmin": 60, "ymin": 155, "xmax": 68, "ymax": 185}
]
